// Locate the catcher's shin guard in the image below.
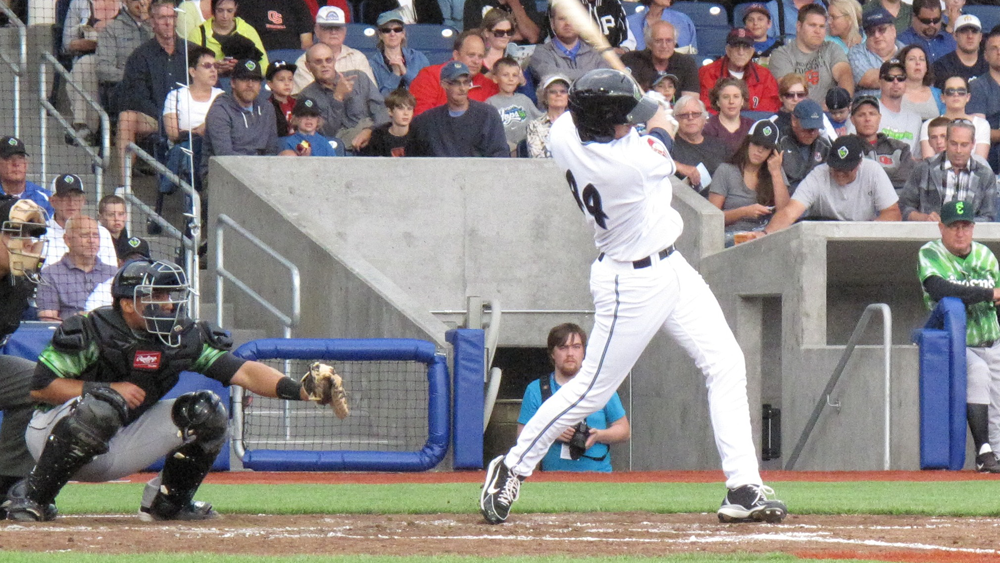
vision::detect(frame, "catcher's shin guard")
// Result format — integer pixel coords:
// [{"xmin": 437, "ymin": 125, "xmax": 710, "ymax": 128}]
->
[{"xmin": 143, "ymin": 392, "xmax": 227, "ymax": 520}]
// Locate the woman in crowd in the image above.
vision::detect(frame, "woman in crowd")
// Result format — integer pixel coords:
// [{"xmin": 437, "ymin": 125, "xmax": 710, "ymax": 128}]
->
[
  {"xmin": 943, "ymin": 0, "xmax": 965, "ymax": 34},
  {"xmin": 368, "ymin": 10, "xmax": 429, "ymax": 95},
  {"xmin": 709, "ymin": 120, "xmax": 789, "ymax": 246},
  {"xmin": 162, "ymin": 46, "xmax": 224, "ymax": 193},
  {"xmin": 826, "ymin": 0, "xmax": 863, "ymax": 53},
  {"xmin": 771, "ymin": 73, "xmax": 838, "ymax": 140},
  {"xmin": 626, "ymin": 0, "xmax": 697, "ymax": 52},
  {"xmin": 195, "ymin": 0, "xmax": 268, "ymax": 79},
  {"xmin": 526, "ymin": 74, "xmax": 570, "ymax": 158},
  {"xmin": 703, "ymin": 77, "xmax": 752, "ymax": 157},
  {"xmin": 899, "ymin": 44, "xmax": 943, "ymax": 121},
  {"xmin": 919, "ymin": 75, "xmax": 990, "ymax": 159},
  {"xmin": 481, "ymin": 9, "xmax": 517, "ymax": 72},
  {"xmin": 362, "ymin": 0, "xmax": 444, "ymax": 26},
  {"xmin": 62, "ymin": 0, "xmax": 121, "ymax": 143}
]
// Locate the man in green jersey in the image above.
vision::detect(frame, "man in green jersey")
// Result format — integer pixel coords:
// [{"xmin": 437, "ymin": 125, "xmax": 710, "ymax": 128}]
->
[{"xmin": 918, "ymin": 200, "xmax": 1000, "ymax": 473}]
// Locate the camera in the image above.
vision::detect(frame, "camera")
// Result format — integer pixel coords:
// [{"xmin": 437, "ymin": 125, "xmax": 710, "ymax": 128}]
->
[{"xmin": 568, "ymin": 421, "xmax": 590, "ymax": 460}]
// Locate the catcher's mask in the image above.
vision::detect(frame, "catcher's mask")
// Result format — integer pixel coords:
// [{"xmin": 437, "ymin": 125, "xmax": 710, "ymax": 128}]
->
[
  {"xmin": 112, "ymin": 259, "xmax": 192, "ymax": 347},
  {"xmin": 0, "ymin": 198, "xmax": 48, "ymax": 283}
]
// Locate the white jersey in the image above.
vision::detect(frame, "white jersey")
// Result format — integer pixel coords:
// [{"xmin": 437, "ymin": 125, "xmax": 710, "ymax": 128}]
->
[{"xmin": 549, "ymin": 112, "xmax": 682, "ymax": 262}]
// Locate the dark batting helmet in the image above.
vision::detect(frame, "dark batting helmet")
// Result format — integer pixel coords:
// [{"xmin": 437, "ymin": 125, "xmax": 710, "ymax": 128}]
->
[
  {"xmin": 112, "ymin": 259, "xmax": 192, "ymax": 347},
  {"xmin": 568, "ymin": 69, "xmax": 658, "ymax": 142}
]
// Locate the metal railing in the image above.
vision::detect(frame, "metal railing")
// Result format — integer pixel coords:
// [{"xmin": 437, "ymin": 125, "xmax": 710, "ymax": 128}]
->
[
  {"xmin": 0, "ymin": 3, "xmax": 26, "ymax": 136},
  {"xmin": 39, "ymin": 51, "xmax": 110, "ymax": 193},
  {"xmin": 785, "ymin": 303, "xmax": 892, "ymax": 471}
]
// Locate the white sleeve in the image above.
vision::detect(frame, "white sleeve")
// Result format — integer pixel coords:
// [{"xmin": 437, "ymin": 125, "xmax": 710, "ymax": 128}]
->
[
  {"xmin": 919, "ymin": 118, "xmax": 929, "ymax": 142},
  {"xmin": 163, "ymin": 88, "xmax": 179, "ymax": 117},
  {"xmin": 975, "ymin": 117, "xmax": 990, "ymax": 146}
]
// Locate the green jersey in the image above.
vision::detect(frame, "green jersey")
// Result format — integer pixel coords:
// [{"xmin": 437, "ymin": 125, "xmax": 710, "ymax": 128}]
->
[{"xmin": 918, "ymin": 239, "xmax": 1000, "ymax": 346}]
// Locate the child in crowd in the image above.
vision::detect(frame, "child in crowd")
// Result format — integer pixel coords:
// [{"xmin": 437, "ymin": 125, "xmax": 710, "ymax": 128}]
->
[
  {"xmin": 486, "ymin": 57, "xmax": 541, "ymax": 155},
  {"xmin": 362, "ymin": 89, "xmax": 415, "ymax": 157},
  {"xmin": 825, "ymin": 87, "xmax": 851, "ymax": 137},
  {"xmin": 267, "ymin": 60, "xmax": 297, "ymax": 137},
  {"xmin": 923, "ymin": 116, "xmax": 950, "ymax": 158},
  {"xmin": 278, "ymin": 98, "xmax": 344, "ymax": 157},
  {"xmin": 652, "ymin": 72, "xmax": 678, "ymax": 105}
]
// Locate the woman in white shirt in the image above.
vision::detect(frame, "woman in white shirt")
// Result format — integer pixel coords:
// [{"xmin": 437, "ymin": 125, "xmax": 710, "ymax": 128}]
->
[
  {"xmin": 919, "ymin": 75, "xmax": 990, "ymax": 159},
  {"xmin": 162, "ymin": 47, "xmax": 224, "ymax": 193}
]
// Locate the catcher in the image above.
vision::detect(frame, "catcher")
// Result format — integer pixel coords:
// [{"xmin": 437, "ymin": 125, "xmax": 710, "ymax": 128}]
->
[{"xmin": 3, "ymin": 258, "xmax": 348, "ymax": 522}]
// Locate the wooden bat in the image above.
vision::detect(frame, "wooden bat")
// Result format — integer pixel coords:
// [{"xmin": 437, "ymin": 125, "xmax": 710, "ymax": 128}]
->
[{"xmin": 549, "ymin": 0, "xmax": 627, "ymax": 72}]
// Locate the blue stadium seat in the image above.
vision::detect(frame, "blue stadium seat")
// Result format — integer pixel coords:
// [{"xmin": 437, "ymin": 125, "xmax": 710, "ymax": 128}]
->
[
  {"xmin": 965, "ymin": 5, "xmax": 1000, "ymax": 34},
  {"xmin": 405, "ymin": 24, "xmax": 460, "ymax": 52},
  {"xmin": 622, "ymin": 1, "xmax": 646, "ymax": 17},
  {"xmin": 346, "ymin": 22, "xmax": 379, "ymax": 51},
  {"xmin": 669, "ymin": 1, "xmax": 728, "ymax": 27},
  {"xmin": 698, "ymin": 26, "xmax": 729, "ymax": 60}
]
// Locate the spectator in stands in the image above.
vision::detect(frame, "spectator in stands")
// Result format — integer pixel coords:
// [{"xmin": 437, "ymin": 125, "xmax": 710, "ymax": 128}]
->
[
  {"xmin": 36, "ymin": 216, "xmax": 116, "ymax": 323},
  {"xmin": 899, "ymin": 44, "xmax": 943, "ymax": 121},
  {"xmin": 463, "ymin": 0, "xmax": 543, "ymax": 44},
  {"xmin": 95, "ymin": 0, "xmax": 152, "ymax": 117},
  {"xmin": 670, "ymin": 95, "xmax": 730, "ymax": 195},
  {"xmin": 698, "ymin": 28, "xmax": 779, "ymax": 114},
  {"xmin": 621, "ymin": 22, "xmax": 698, "ymax": 96},
  {"xmin": 517, "ymin": 323, "xmax": 630, "ymax": 473},
  {"xmin": 44, "ymin": 174, "xmax": 118, "ymax": 267},
  {"xmin": 825, "ymin": 86, "xmax": 851, "ymax": 136},
  {"xmin": 923, "ymin": 116, "xmax": 950, "ymax": 158},
  {"xmin": 875, "ymin": 59, "xmax": 923, "ymax": 154},
  {"xmin": 651, "ymin": 72, "xmax": 677, "ymax": 104},
  {"xmin": 116, "ymin": 0, "xmax": 193, "ymax": 187},
  {"xmin": 97, "ymin": 194, "xmax": 131, "ymax": 261},
  {"xmin": 363, "ymin": 0, "xmax": 444, "ymax": 26},
  {"xmin": 194, "ymin": 0, "xmax": 269, "ymax": 79},
  {"xmin": 900, "ymin": 119, "xmax": 995, "ymax": 222},
  {"xmin": 175, "ymin": 0, "xmax": 211, "ymax": 39},
  {"xmin": 850, "ymin": 95, "xmax": 914, "ymax": 192},
  {"xmin": 626, "ymin": 0, "xmax": 695, "ymax": 54},
  {"xmin": 932, "ymin": 15, "xmax": 986, "ymax": 89},
  {"xmin": 117, "ymin": 235, "xmax": 152, "ymax": 263},
  {"xmin": 702, "ymin": 77, "xmax": 753, "ymax": 158},
  {"xmin": 848, "ymin": 7, "xmax": 901, "ymax": 99},
  {"xmin": 278, "ymin": 98, "xmax": 345, "ymax": 157},
  {"xmin": 406, "ymin": 61, "xmax": 509, "ymax": 157},
  {"xmin": 299, "ymin": 42, "xmax": 389, "ymax": 150},
  {"xmin": 898, "ymin": 0, "xmax": 955, "ymax": 64},
  {"xmin": 525, "ymin": 74, "xmax": 569, "ymax": 158},
  {"xmin": 528, "ymin": 4, "xmax": 610, "ymax": 84},
  {"xmin": 771, "ymin": 73, "xmax": 837, "ymax": 141},
  {"xmin": 942, "ymin": 0, "xmax": 964, "ymax": 34},
  {"xmin": 202, "ymin": 59, "xmax": 279, "ymax": 183},
  {"xmin": 759, "ymin": 0, "xmax": 824, "ymax": 41},
  {"xmin": 266, "ymin": 60, "xmax": 297, "ymax": 137},
  {"xmin": 362, "ymin": 89, "xmax": 416, "ymax": 157},
  {"xmin": 709, "ymin": 120, "xmax": 788, "ymax": 245},
  {"xmin": 292, "ymin": 7, "xmax": 376, "ymax": 94},
  {"xmin": 236, "ymin": 0, "xmax": 314, "ymax": 57},
  {"xmin": 769, "ymin": 5, "xmax": 853, "ymax": 108},
  {"xmin": 410, "ymin": 30, "xmax": 499, "ymax": 115},
  {"xmin": 487, "ymin": 57, "xmax": 542, "ymax": 154},
  {"xmin": 825, "ymin": 0, "xmax": 862, "ymax": 54},
  {"xmin": 748, "ymin": 135, "xmax": 901, "ymax": 238},
  {"xmin": 968, "ymin": 29, "xmax": 1000, "ymax": 172},
  {"xmin": 0, "ymin": 137, "xmax": 54, "ymax": 216},
  {"xmin": 62, "ymin": 0, "xmax": 120, "ymax": 145},
  {"xmin": 741, "ymin": 4, "xmax": 781, "ymax": 66},
  {"xmin": 922, "ymin": 76, "xmax": 990, "ymax": 160},
  {"xmin": 777, "ymin": 99, "xmax": 831, "ymax": 191},
  {"xmin": 368, "ymin": 10, "xmax": 430, "ymax": 95},
  {"xmin": 162, "ymin": 46, "xmax": 224, "ymax": 193},
  {"xmin": 481, "ymin": 9, "xmax": 516, "ymax": 71},
  {"xmin": 861, "ymin": 0, "xmax": 911, "ymax": 35}
]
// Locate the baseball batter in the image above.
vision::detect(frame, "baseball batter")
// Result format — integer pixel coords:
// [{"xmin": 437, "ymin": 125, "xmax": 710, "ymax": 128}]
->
[
  {"xmin": 480, "ymin": 69, "xmax": 787, "ymax": 525},
  {"xmin": 4, "ymin": 259, "xmax": 347, "ymax": 521}
]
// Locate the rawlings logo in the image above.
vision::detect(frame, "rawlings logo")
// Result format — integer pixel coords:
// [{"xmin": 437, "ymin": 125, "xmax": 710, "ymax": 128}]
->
[{"xmin": 134, "ymin": 351, "xmax": 161, "ymax": 370}]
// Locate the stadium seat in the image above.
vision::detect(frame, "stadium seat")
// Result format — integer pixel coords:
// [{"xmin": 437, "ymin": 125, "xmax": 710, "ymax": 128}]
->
[
  {"xmin": 346, "ymin": 22, "xmax": 379, "ymax": 51},
  {"xmin": 965, "ymin": 5, "xmax": 1000, "ymax": 34},
  {"xmin": 698, "ymin": 27, "xmax": 730, "ymax": 60},
  {"xmin": 669, "ymin": 1, "xmax": 728, "ymax": 28},
  {"xmin": 622, "ymin": 1, "xmax": 646, "ymax": 17},
  {"xmin": 405, "ymin": 24, "xmax": 459, "ymax": 52}
]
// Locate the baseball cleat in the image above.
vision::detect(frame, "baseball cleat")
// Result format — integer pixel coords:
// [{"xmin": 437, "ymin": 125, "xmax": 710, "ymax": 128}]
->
[
  {"xmin": 2, "ymin": 480, "xmax": 57, "ymax": 522},
  {"xmin": 717, "ymin": 484, "xmax": 787, "ymax": 523},
  {"xmin": 139, "ymin": 500, "xmax": 219, "ymax": 522},
  {"xmin": 975, "ymin": 451, "xmax": 1000, "ymax": 473},
  {"xmin": 480, "ymin": 455, "xmax": 522, "ymax": 525}
]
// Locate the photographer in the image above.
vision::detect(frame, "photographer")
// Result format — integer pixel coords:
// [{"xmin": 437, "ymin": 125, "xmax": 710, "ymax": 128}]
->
[{"xmin": 516, "ymin": 323, "xmax": 630, "ymax": 472}]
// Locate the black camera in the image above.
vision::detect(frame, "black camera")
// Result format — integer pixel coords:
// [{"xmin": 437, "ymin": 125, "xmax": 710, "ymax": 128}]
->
[{"xmin": 568, "ymin": 422, "xmax": 590, "ymax": 460}]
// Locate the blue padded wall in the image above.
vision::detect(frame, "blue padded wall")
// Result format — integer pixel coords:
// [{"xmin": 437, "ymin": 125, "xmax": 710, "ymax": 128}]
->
[
  {"xmin": 917, "ymin": 298, "xmax": 967, "ymax": 471},
  {"xmin": 447, "ymin": 329, "xmax": 485, "ymax": 469}
]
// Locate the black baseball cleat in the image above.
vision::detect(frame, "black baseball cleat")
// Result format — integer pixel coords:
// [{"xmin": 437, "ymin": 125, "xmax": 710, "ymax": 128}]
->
[
  {"xmin": 717, "ymin": 484, "xmax": 787, "ymax": 523},
  {"xmin": 2, "ymin": 480, "xmax": 58, "ymax": 522},
  {"xmin": 139, "ymin": 500, "xmax": 219, "ymax": 522},
  {"xmin": 480, "ymin": 455, "xmax": 522, "ymax": 525},
  {"xmin": 975, "ymin": 451, "xmax": 1000, "ymax": 473}
]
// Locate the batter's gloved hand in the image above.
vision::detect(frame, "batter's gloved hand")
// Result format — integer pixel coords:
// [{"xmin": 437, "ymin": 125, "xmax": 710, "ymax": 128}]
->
[{"xmin": 301, "ymin": 362, "xmax": 350, "ymax": 419}]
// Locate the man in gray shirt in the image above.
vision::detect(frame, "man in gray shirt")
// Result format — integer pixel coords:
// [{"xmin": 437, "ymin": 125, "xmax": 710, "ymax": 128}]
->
[
  {"xmin": 872, "ymin": 59, "xmax": 922, "ymax": 154},
  {"xmin": 528, "ymin": 3, "xmax": 610, "ymax": 83},
  {"xmin": 768, "ymin": 4, "xmax": 853, "ymax": 107}
]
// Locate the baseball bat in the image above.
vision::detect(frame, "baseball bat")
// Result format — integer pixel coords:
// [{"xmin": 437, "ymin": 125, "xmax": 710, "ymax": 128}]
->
[{"xmin": 549, "ymin": 0, "xmax": 627, "ymax": 72}]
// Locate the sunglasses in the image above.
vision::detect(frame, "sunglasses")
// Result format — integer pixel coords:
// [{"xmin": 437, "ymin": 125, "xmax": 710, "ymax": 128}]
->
[
  {"xmin": 916, "ymin": 16, "xmax": 941, "ymax": 25},
  {"xmin": 944, "ymin": 88, "xmax": 968, "ymax": 96},
  {"xmin": 492, "ymin": 28, "xmax": 516, "ymax": 37},
  {"xmin": 379, "ymin": 26, "xmax": 404, "ymax": 34},
  {"xmin": 197, "ymin": 62, "xmax": 215, "ymax": 69},
  {"xmin": 674, "ymin": 112, "xmax": 703, "ymax": 121},
  {"xmin": 782, "ymin": 91, "xmax": 807, "ymax": 99},
  {"xmin": 881, "ymin": 74, "xmax": 907, "ymax": 82}
]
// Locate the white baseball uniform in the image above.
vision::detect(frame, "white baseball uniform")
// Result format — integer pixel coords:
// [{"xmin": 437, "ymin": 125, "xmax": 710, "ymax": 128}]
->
[{"xmin": 504, "ymin": 113, "xmax": 764, "ymax": 489}]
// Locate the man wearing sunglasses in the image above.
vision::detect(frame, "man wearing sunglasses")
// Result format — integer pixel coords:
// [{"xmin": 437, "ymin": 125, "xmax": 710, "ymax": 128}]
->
[
  {"xmin": 849, "ymin": 96, "xmax": 914, "ymax": 193},
  {"xmin": 897, "ymin": 0, "xmax": 955, "ymax": 64},
  {"xmin": 933, "ymin": 15, "xmax": 987, "ymax": 90},
  {"xmin": 875, "ymin": 59, "xmax": 922, "ymax": 154},
  {"xmin": 847, "ymin": 7, "xmax": 903, "ymax": 98}
]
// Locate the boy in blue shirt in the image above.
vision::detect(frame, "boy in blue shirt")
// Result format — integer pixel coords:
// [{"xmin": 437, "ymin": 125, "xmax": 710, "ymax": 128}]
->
[{"xmin": 278, "ymin": 97, "xmax": 344, "ymax": 157}]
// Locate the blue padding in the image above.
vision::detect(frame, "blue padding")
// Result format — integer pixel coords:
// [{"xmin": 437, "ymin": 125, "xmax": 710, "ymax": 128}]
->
[
  {"xmin": 447, "ymin": 329, "xmax": 485, "ymax": 469},
  {"xmin": 917, "ymin": 330, "xmax": 951, "ymax": 469},
  {"xmin": 234, "ymin": 338, "xmax": 438, "ymax": 364},
  {"xmin": 1, "ymin": 322, "xmax": 59, "ymax": 359},
  {"xmin": 919, "ymin": 297, "xmax": 968, "ymax": 471}
]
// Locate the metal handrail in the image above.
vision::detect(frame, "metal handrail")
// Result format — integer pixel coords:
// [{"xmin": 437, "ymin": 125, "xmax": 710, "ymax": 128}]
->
[
  {"xmin": 39, "ymin": 52, "xmax": 111, "ymax": 192},
  {"xmin": 0, "ymin": 3, "xmax": 26, "ymax": 136},
  {"xmin": 785, "ymin": 303, "xmax": 892, "ymax": 470}
]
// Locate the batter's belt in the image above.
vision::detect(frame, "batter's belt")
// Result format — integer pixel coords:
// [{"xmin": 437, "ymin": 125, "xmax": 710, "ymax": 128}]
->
[{"xmin": 598, "ymin": 246, "xmax": 675, "ymax": 269}]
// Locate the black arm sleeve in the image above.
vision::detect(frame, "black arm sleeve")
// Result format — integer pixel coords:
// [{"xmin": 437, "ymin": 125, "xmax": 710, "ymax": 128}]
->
[
  {"xmin": 923, "ymin": 275, "xmax": 996, "ymax": 306},
  {"xmin": 203, "ymin": 352, "xmax": 248, "ymax": 386},
  {"xmin": 31, "ymin": 362, "xmax": 61, "ymax": 391}
]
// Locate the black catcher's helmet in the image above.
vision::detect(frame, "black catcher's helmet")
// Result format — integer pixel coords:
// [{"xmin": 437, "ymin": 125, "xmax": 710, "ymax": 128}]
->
[
  {"xmin": 568, "ymin": 69, "xmax": 658, "ymax": 142},
  {"xmin": 112, "ymin": 259, "xmax": 192, "ymax": 347}
]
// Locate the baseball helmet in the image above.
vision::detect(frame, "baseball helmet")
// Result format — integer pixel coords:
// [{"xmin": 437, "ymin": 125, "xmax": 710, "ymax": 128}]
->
[
  {"xmin": 112, "ymin": 259, "xmax": 192, "ymax": 347},
  {"xmin": 0, "ymin": 197, "xmax": 48, "ymax": 282},
  {"xmin": 568, "ymin": 69, "xmax": 658, "ymax": 142}
]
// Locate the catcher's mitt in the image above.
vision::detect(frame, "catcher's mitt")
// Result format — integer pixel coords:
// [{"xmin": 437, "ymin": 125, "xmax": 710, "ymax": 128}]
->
[{"xmin": 301, "ymin": 362, "xmax": 350, "ymax": 419}]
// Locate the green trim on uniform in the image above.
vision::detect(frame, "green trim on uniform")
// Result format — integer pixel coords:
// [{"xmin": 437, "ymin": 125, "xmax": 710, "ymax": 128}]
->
[
  {"xmin": 918, "ymin": 239, "xmax": 1000, "ymax": 346},
  {"xmin": 37, "ymin": 341, "xmax": 100, "ymax": 380},
  {"xmin": 191, "ymin": 344, "xmax": 228, "ymax": 373}
]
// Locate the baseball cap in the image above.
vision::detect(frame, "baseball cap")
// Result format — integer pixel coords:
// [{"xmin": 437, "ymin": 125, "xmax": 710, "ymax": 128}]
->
[
  {"xmin": 940, "ymin": 200, "xmax": 975, "ymax": 225},
  {"xmin": 316, "ymin": 6, "xmax": 347, "ymax": 26},
  {"xmin": 651, "ymin": 72, "xmax": 678, "ymax": 88},
  {"xmin": 52, "ymin": 173, "xmax": 84, "ymax": 196},
  {"xmin": 954, "ymin": 14, "xmax": 982, "ymax": 33},
  {"xmin": 726, "ymin": 28, "xmax": 754, "ymax": 47},
  {"xmin": 0, "ymin": 136, "xmax": 27, "ymax": 159},
  {"xmin": 117, "ymin": 235, "xmax": 151, "ymax": 260},
  {"xmin": 792, "ymin": 98, "xmax": 824, "ymax": 129},
  {"xmin": 861, "ymin": 7, "xmax": 893, "ymax": 32},
  {"xmin": 376, "ymin": 9, "xmax": 405, "ymax": 27},
  {"xmin": 747, "ymin": 119, "xmax": 779, "ymax": 149},
  {"xmin": 742, "ymin": 3, "xmax": 770, "ymax": 22},
  {"xmin": 825, "ymin": 87, "xmax": 851, "ymax": 112},
  {"xmin": 539, "ymin": 73, "xmax": 571, "ymax": 90},
  {"xmin": 292, "ymin": 97, "xmax": 323, "ymax": 117},
  {"xmin": 232, "ymin": 59, "xmax": 264, "ymax": 81},
  {"xmin": 440, "ymin": 61, "xmax": 471, "ymax": 82},
  {"xmin": 879, "ymin": 59, "xmax": 906, "ymax": 77},
  {"xmin": 827, "ymin": 135, "xmax": 865, "ymax": 170},
  {"xmin": 266, "ymin": 60, "xmax": 297, "ymax": 81},
  {"xmin": 850, "ymin": 95, "xmax": 880, "ymax": 115}
]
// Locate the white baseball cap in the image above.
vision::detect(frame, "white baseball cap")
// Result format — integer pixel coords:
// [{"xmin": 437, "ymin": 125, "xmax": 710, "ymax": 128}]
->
[
  {"xmin": 316, "ymin": 6, "xmax": 347, "ymax": 26},
  {"xmin": 953, "ymin": 14, "xmax": 981, "ymax": 32}
]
